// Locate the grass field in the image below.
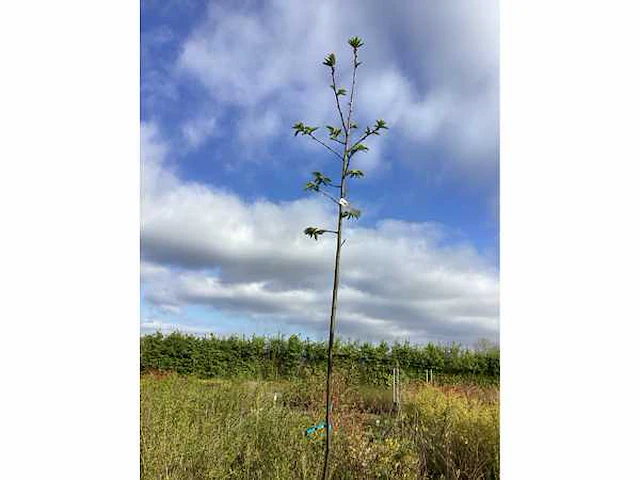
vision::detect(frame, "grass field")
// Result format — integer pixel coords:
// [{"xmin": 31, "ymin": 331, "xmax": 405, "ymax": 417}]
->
[{"xmin": 141, "ymin": 372, "xmax": 499, "ymax": 479}]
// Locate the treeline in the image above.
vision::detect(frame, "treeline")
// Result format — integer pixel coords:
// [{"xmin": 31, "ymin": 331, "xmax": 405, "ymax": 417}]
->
[{"xmin": 140, "ymin": 332, "xmax": 499, "ymax": 384}]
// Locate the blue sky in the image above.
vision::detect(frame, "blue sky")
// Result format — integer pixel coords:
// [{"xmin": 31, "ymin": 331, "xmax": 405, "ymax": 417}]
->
[{"xmin": 140, "ymin": 0, "xmax": 499, "ymax": 345}]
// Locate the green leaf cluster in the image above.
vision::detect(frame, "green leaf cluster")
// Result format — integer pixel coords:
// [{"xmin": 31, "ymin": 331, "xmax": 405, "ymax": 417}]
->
[
  {"xmin": 341, "ymin": 208, "xmax": 361, "ymax": 220},
  {"xmin": 292, "ymin": 122, "xmax": 318, "ymax": 137},
  {"xmin": 349, "ymin": 143, "xmax": 369, "ymax": 155},
  {"xmin": 322, "ymin": 53, "xmax": 336, "ymax": 67},
  {"xmin": 325, "ymin": 125, "xmax": 342, "ymax": 140},
  {"xmin": 375, "ymin": 119, "xmax": 388, "ymax": 130},
  {"xmin": 363, "ymin": 119, "xmax": 389, "ymax": 137},
  {"xmin": 312, "ymin": 171, "xmax": 332, "ymax": 185},
  {"xmin": 346, "ymin": 169, "xmax": 364, "ymax": 178},
  {"xmin": 304, "ymin": 227, "xmax": 328, "ymax": 240},
  {"xmin": 348, "ymin": 37, "xmax": 364, "ymax": 49},
  {"xmin": 304, "ymin": 172, "xmax": 333, "ymax": 193}
]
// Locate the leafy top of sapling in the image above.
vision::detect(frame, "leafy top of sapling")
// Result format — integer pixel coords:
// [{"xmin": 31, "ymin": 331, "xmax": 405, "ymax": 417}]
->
[
  {"xmin": 348, "ymin": 37, "xmax": 364, "ymax": 49},
  {"xmin": 322, "ymin": 53, "xmax": 336, "ymax": 67}
]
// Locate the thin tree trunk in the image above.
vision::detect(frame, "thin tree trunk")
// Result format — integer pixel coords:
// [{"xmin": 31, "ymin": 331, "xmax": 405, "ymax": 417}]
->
[
  {"xmin": 321, "ymin": 202, "xmax": 343, "ymax": 480},
  {"xmin": 321, "ymin": 103, "xmax": 352, "ymax": 480},
  {"xmin": 321, "ymin": 44, "xmax": 358, "ymax": 480}
]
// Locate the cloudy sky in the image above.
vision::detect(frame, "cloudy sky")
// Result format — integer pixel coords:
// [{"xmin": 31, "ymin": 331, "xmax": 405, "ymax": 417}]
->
[{"xmin": 140, "ymin": 0, "xmax": 499, "ymax": 345}]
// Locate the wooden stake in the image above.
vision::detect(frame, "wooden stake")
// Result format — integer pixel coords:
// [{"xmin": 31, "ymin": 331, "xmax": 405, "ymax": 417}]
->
[{"xmin": 392, "ymin": 368, "xmax": 396, "ymax": 404}]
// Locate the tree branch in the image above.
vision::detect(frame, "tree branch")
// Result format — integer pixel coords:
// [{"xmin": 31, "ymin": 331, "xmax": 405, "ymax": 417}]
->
[
  {"xmin": 350, "ymin": 129, "xmax": 376, "ymax": 152},
  {"xmin": 330, "ymin": 67, "xmax": 348, "ymax": 132},
  {"xmin": 345, "ymin": 49, "xmax": 359, "ymax": 142},
  {"xmin": 317, "ymin": 188, "xmax": 341, "ymax": 204},
  {"xmin": 341, "ymin": 47, "xmax": 360, "ymax": 193},
  {"xmin": 308, "ymin": 133, "xmax": 344, "ymax": 161}
]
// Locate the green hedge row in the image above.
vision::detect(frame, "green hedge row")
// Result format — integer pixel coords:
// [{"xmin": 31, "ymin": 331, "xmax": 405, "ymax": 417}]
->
[{"xmin": 140, "ymin": 332, "xmax": 499, "ymax": 384}]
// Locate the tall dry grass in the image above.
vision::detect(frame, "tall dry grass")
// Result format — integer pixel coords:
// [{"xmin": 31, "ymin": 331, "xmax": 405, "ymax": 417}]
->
[{"xmin": 141, "ymin": 374, "xmax": 499, "ymax": 479}]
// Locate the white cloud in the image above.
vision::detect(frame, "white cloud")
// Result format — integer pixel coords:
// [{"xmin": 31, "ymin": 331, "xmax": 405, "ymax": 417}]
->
[
  {"xmin": 182, "ymin": 115, "xmax": 217, "ymax": 149},
  {"xmin": 172, "ymin": 0, "xmax": 498, "ymax": 176},
  {"xmin": 141, "ymin": 122, "xmax": 499, "ymax": 344}
]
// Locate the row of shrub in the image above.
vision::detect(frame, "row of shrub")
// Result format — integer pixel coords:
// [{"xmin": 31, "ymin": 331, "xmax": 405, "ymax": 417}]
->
[{"xmin": 140, "ymin": 332, "xmax": 499, "ymax": 384}]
